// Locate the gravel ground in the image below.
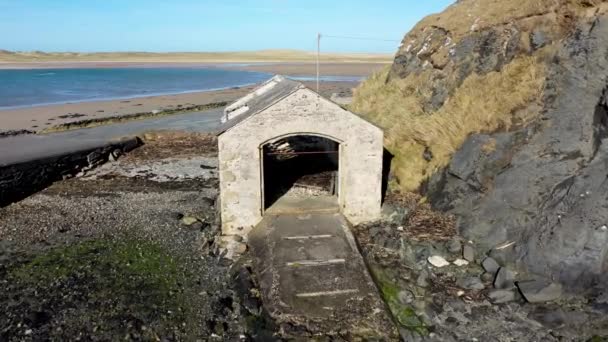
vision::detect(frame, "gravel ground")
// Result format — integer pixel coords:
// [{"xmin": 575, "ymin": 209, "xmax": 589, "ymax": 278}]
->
[{"xmin": 0, "ymin": 132, "xmax": 274, "ymax": 341}]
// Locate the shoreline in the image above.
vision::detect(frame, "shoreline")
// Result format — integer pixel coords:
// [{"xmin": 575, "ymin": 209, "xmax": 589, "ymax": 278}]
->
[
  {"xmin": 0, "ymin": 80, "xmax": 358, "ymax": 132},
  {"xmin": 0, "ymin": 62, "xmax": 380, "ymax": 132},
  {"xmin": 0, "ymin": 81, "xmax": 263, "ymax": 112},
  {"xmin": 0, "ymin": 75, "xmax": 363, "ymax": 112},
  {"xmin": 0, "ymin": 61, "xmax": 388, "ymax": 76}
]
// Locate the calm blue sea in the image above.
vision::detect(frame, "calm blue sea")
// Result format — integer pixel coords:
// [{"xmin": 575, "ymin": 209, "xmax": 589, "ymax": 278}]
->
[{"xmin": 0, "ymin": 68, "xmax": 273, "ymax": 109}]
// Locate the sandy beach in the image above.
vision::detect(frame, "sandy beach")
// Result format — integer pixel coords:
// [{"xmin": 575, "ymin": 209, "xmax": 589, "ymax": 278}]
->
[
  {"xmin": 0, "ymin": 62, "xmax": 382, "ymax": 131},
  {"xmin": 0, "ymin": 61, "xmax": 388, "ymax": 76},
  {"xmin": 0, "ymin": 79, "xmax": 359, "ymax": 132},
  {"xmin": 232, "ymin": 62, "xmax": 387, "ymax": 76}
]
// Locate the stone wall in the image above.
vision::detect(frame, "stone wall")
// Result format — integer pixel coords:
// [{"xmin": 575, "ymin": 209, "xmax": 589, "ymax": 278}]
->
[
  {"xmin": 218, "ymin": 88, "xmax": 384, "ymax": 237},
  {"xmin": 0, "ymin": 138, "xmax": 139, "ymax": 207}
]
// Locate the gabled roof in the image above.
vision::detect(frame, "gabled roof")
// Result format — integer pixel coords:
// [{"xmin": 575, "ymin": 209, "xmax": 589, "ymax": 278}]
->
[
  {"xmin": 216, "ymin": 74, "xmax": 384, "ymax": 135},
  {"xmin": 217, "ymin": 75, "xmax": 303, "ymax": 134}
]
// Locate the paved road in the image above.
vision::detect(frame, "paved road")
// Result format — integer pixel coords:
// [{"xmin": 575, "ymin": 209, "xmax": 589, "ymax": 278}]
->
[
  {"xmin": 249, "ymin": 210, "xmax": 396, "ymax": 337},
  {"xmin": 0, "ymin": 108, "xmax": 223, "ymax": 166}
]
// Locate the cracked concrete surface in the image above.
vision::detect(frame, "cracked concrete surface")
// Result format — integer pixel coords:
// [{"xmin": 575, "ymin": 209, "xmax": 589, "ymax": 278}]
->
[{"xmin": 248, "ymin": 210, "xmax": 397, "ymax": 339}]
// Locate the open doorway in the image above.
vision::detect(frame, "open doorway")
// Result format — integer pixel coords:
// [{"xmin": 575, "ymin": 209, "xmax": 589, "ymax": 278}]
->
[{"xmin": 261, "ymin": 134, "xmax": 340, "ymax": 213}]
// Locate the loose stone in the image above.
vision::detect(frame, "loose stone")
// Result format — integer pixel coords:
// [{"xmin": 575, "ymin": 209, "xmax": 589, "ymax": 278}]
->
[
  {"xmin": 416, "ymin": 270, "xmax": 430, "ymax": 288},
  {"xmin": 481, "ymin": 272, "xmax": 495, "ymax": 282},
  {"xmin": 462, "ymin": 245, "xmax": 475, "ymax": 262},
  {"xmin": 516, "ymin": 279, "xmax": 563, "ymax": 303},
  {"xmin": 481, "ymin": 257, "xmax": 500, "ymax": 274},
  {"xmin": 428, "ymin": 255, "xmax": 450, "ymax": 267},
  {"xmin": 493, "ymin": 267, "xmax": 515, "ymax": 289},
  {"xmin": 446, "ymin": 238, "xmax": 462, "ymax": 254},
  {"xmin": 457, "ymin": 276, "xmax": 485, "ymax": 290},
  {"xmin": 488, "ymin": 289, "xmax": 516, "ymax": 304},
  {"xmin": 397, "ymin": 290, "xmax": 415, "ymax": 304},
  {"xmin": 181, "ymin": 216, "xmax": 199, "ymax": 226},
  {"xmin": 453, "ymin": 259, "xmax": 469, "ymax": 267}
]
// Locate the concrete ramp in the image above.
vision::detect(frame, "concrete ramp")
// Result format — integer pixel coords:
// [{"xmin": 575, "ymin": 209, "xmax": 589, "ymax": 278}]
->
[{"xmin": 249, "ymin": 212, "xmax": 397, "ymax": 339}]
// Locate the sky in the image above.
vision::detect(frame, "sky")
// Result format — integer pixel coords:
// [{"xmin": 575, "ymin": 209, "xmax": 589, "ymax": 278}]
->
[{"xmin": 0, "ymin": 0, "xmax": 454, "ymax": 53}]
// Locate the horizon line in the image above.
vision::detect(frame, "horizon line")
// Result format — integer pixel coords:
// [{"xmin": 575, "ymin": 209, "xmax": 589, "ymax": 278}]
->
[{"xmin": 0, "ymin": 49, "xmax": 395, "ymax": 55}]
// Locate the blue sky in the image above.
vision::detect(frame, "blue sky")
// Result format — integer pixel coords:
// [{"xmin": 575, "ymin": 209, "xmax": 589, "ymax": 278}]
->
[{"xmin": 0, "ymin": 0, "xmax": 453, "ymax": 53}]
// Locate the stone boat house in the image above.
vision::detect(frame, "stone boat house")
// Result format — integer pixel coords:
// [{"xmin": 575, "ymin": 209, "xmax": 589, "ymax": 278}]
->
[{"xmin": 217, "ymin": 75, "xmax": 384, "ymax": 237}]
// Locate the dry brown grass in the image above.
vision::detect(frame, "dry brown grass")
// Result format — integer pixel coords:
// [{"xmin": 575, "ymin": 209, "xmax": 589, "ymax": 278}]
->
[
  {"xmin": 406, "ymin": 0, "xmax": 603, "ymax": 46},
  {"xmin": 126, "ymin": 130, "xmax": 218, "ymax": 160},
  {"xmin": 350, "ymin": 0, "xmax": 607, "ymax": 192},
  {"xmin": 351, "ymin": 53, "xmax": 547, "ymax": 191}
]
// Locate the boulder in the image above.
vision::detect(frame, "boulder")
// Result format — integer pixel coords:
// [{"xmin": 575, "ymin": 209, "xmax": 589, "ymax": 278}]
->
[
  {"xmin": 516, "ymin": 279, "xmax": 563, "ymax": 303},
  {"xmin": 493, "ymin": 267, "xmax": 516, "ymax": 289},
  {"xmin": 481, "ymin": 257, "xmax": 500, "ymax": 274},
  {"xmin": 488, "ymin": 289, "xmax": 517, "ymax": 304}
]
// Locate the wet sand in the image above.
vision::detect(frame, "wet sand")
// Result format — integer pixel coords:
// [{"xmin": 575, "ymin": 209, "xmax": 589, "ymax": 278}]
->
[
  {"xmin": 0, "ymin": 61, "xmax": 388, "ymax": 76},
  {"xmin": 230, "ymin": 62, "xmax": 388, "ymax": 76},
  {"xmin": 0, "ymin": 81, "xmax": 358, "ymax": 131}
]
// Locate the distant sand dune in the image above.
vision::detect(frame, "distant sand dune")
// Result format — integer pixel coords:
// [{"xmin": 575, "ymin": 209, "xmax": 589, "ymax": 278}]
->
[{"xmin": 0, "ymin": 49, "xmax": 393, "ymax": 64}]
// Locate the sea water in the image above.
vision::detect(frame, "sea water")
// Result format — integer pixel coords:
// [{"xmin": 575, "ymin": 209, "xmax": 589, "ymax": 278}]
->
[{"xmin": 0, "ymin": 67, "xmax": 272, "ymax": 109}]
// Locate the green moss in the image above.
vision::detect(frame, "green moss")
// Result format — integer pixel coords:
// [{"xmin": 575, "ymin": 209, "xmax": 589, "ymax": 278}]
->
[
  {"xmin": 589, "ymin": 337, "xmax": 608, "ymax": 342},
  {"xmin": 12, "ymin": 239, "xmax": 180, "ymax": 291},
  {"xmin": 371, "ymin": 267, "xmax": 429, "ymax": 336},
  {"xmin": 8, "ymin": 238, "xmax": 195, "ymax": 338}
]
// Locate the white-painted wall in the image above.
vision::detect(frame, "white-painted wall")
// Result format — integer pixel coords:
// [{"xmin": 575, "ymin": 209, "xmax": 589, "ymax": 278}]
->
[{"xmin": 218, "ymin": 88, "xmax": 383, "ymax": 237}]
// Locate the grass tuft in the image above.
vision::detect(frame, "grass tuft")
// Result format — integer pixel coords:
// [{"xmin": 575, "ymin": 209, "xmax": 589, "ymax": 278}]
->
[{"xmin": 351, "ymin": 54, "xmax": 547, "ymax": 191}]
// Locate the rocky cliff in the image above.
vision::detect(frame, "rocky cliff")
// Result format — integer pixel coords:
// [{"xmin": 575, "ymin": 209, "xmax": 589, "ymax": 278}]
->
[{"xmin": 352, "ymin": 0, "xmax": 608, "ymax": 291}]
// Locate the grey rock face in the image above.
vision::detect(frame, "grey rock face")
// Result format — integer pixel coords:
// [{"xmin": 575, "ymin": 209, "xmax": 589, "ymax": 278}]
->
[
  {"xmin": 482, "ymin": 257, "xmax": 500, "ymax": 274},
  {"xmin": 517, "ymin": 279, "xmax": 563, "ymax": 303},
  {"xmin": 427, "ymin": 17, "xmax": 608, "ymax": 291},
  {"xmin": 530, "ymin": 29, "xmax": 549, "ymax": 50},
  {"xmin": 390, "ymin": 24, "xmax": 523, "ymax": 112}
]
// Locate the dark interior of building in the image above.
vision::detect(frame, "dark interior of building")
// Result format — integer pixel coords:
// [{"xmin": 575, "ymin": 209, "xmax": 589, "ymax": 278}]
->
[{"xmin": 262, "ymin": 135, "xmax": 339, "ymax": 210}]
